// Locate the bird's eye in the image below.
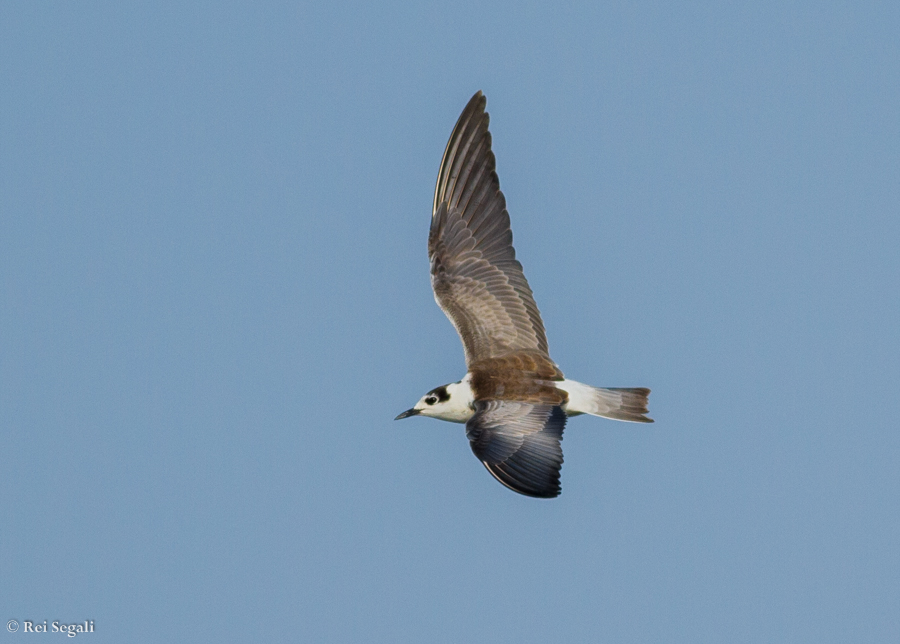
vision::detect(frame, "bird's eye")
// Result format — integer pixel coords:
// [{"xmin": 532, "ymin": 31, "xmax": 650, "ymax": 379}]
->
[{"xmin": 425, "ymin": 396, "xmax": 438, "ymax": 405}]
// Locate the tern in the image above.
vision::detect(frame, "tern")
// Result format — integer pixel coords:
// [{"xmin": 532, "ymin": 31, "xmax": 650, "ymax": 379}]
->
[{"xmin": 396, "ymin": 91, "xmax": 652, "ymax": 498}]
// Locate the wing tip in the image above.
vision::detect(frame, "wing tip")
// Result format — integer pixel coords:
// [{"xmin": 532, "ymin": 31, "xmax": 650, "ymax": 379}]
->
[
  {"xmin": 482, "ymin": 462, "xmax": 562, "ymax": 498},
  {"xmin": 461, "ymin": 91, "xmax": 488, "ymax": 126}
]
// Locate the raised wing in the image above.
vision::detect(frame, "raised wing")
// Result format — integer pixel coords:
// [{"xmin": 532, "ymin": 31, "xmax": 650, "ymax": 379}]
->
[
  {"xmin": 466, "ymin": 400, "xmax": 566, "ymax": 498},
  {"xmin": 429, "ymin": 91, "xmax": 550, "ymax": 366}
]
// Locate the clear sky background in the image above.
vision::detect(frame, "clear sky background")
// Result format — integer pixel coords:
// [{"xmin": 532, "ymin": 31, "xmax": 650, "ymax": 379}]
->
[{"xmin": 2, "ymin": 2, "xmax": 898, "ymax": 642}]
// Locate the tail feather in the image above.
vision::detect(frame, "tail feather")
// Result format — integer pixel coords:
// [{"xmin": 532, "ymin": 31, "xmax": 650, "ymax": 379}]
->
[
  {"xmin": 593, "ymin": 387, "xmax": 653, "ymax": 423},
  {"xmin": 561, "ymin": 380, "xmax": 653, "ymax": 423}
]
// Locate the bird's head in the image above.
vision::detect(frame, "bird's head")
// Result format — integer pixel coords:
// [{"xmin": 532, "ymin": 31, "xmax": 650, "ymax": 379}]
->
[{"xmin": 395, "ymin": 381, "xmax": 474, "ymax": 423}]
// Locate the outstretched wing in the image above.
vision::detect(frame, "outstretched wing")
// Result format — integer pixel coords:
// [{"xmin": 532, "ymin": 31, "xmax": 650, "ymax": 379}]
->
[
  {"xmin": 466, "ymin": 400, "xmax": 566, "ymax": 498},
  {"xmin": 429, "ymin": 91, "xmax": 549, "ymax": 366}
]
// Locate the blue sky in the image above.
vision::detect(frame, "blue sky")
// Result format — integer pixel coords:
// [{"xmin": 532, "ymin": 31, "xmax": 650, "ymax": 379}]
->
[{"xmin": 2, "ymin": 2, "xmax": 898, "ymax": 642}]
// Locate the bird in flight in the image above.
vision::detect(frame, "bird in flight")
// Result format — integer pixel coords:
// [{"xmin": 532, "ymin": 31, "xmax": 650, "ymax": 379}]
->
[{"xmin": 396, "ymin": 91, "xmax": 652, "ymax": 498}]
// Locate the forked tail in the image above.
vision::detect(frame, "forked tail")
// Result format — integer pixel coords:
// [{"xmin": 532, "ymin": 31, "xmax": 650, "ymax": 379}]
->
[{"xmin": 561, "ymin": 380, "xmax": 654, "ymax": 423}]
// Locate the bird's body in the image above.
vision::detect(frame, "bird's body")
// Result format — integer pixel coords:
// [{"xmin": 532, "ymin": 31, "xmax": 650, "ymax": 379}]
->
[
  {"xmin": 396, "ymin": 91, "xmax": 652, "ymax": 498},
  {"xmin": 403, "ymin": 371, "xmax": 651, "ymax": 425}
]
